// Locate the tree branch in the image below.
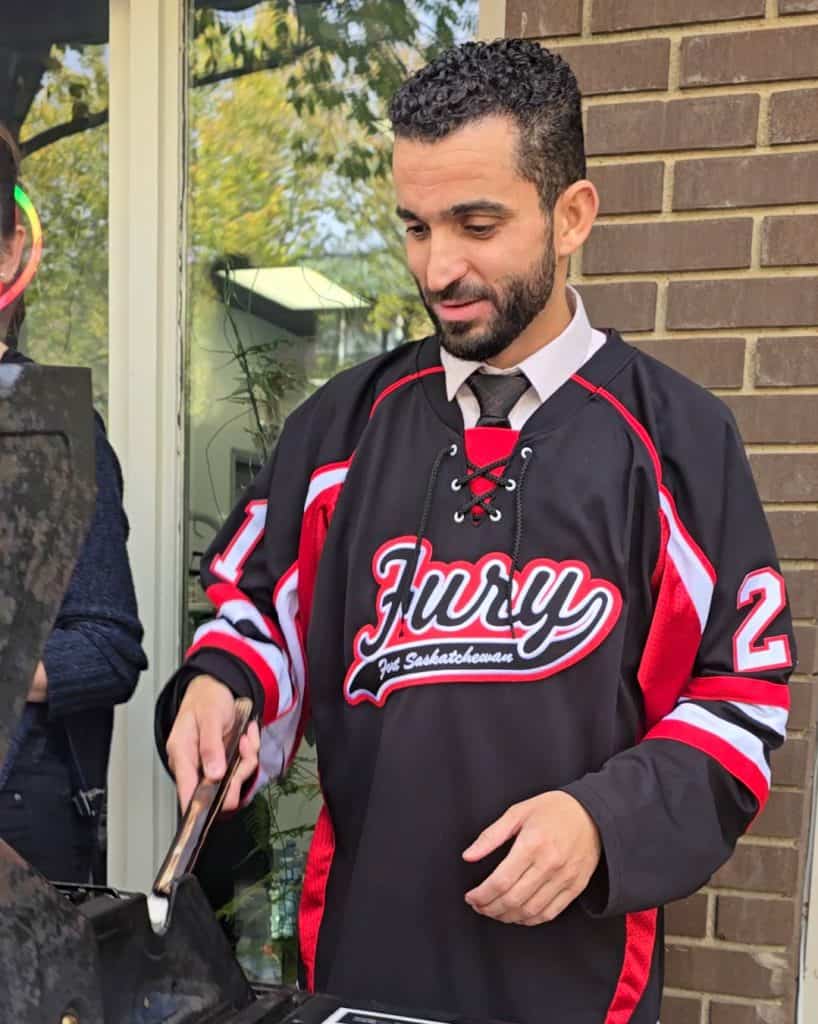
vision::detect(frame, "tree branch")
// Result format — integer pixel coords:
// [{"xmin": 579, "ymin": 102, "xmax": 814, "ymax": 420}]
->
[
  {"xmin": 20, "ymin": 45, "xmax": 317, "ymax": 158},
  {"xmin": 20, "ymin": 109, "xmax": 108, "ymax": 157},
  {"xmin": 193, "ymin": 44, "xmax": 314, "ymax": 87}
]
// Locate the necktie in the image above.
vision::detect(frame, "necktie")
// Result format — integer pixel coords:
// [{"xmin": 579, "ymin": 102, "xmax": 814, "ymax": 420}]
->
[{"xmin": 468, "ymin": 371, "xmax": 530, "ymax": 428}]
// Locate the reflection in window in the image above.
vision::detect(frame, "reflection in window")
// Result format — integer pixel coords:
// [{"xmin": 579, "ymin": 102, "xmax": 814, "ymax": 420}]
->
[
  {"xmin": 2, "ymin": 14, "xmax": 109, "ymax": 411},
  {"xmin": 184, "ymin": 0, "xmax": 477, "ymax": 984}
]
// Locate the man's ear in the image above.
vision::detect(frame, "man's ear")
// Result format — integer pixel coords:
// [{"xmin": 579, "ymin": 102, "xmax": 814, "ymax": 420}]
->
[
  {"xmin": 553, "ymin": 180, "xmax": 599, "ymax": 260},
  {"xmin": 0, "ymin": 224, "xmax": 25, "ymax": 285}
]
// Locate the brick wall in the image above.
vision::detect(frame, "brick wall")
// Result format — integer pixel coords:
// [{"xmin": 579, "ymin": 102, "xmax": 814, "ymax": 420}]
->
[{"xmin": 502, "ymin": 3, "xmax": 818, "ymax": 1022}]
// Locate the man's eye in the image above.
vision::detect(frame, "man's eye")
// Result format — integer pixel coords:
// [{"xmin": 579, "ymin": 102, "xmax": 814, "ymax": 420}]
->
[
  {"xmin": 465, "ymin": 224, "xmax": 495, "ymax": 236},
  {"xmin": 405, "ymin": 224, "xmax": 428, "ymax": 238}
]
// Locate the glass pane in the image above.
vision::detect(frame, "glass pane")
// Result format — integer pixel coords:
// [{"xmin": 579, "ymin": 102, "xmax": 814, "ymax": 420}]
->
[
  {"xmin": 2, "ymin": 8, "xmax": 109, "ymax": 414},
  {"xmin": 183, "ymin": 0, "xmax": 477, "ymax": 983}
]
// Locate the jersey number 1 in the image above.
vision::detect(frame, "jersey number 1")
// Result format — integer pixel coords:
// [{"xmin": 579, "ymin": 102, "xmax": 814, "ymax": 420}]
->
[
  {"xmin": 211, "ymin": 500, "xmax": 267, "ymax": 585},
  {"xmin": 733, "ymin": 568, "xmax": 792, "ymax": 674}
]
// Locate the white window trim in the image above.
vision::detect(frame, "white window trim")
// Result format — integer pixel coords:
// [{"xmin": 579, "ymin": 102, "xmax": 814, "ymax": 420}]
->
[{"xmin": 106, "ymin": 0, "xmax": 186, "ymax": 892}]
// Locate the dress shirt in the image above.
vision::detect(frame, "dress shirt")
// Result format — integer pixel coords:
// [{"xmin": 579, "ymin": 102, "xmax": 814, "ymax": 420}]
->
[{"xmin": 440, "ymin": 286, "xmax": 607, "ymax": 430}]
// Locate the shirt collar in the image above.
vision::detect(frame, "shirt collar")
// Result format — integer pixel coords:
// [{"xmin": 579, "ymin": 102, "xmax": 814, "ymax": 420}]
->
[{"xmin": 439, "ymin": 286, "xmax": 595, "ymax": 404}]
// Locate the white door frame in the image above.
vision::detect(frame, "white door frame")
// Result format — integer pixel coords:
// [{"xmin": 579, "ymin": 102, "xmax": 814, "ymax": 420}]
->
[{"xmin": 106, "ymin": 0, "xmax": 186, "ymax": 892}]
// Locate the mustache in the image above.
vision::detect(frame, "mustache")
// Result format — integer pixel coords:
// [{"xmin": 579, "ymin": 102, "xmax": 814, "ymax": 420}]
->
[{"xmin": 423, "ymin": 281, "xmax": 496, "ymax": 306}]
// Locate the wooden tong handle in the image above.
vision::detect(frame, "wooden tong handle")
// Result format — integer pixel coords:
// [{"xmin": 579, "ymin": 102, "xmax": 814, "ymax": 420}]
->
[{"xmin": 152, "ymin": 696, "xmax": 254, "ymax": 897}]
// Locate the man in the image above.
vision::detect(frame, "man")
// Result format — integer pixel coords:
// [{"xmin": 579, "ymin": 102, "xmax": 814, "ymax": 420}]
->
[{"xmin": 157, "ymin": 40, "xmax": 793, "ymax": 1024}]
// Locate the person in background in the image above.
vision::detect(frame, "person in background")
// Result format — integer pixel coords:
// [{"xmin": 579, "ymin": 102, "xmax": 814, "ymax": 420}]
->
[{"xmin": 0, "ymin": 122, "xmax": 147, "ymax": 883}]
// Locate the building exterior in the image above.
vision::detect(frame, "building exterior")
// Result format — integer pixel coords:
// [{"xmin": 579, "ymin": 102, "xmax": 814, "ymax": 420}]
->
[{"xmin": 2, "ymin": 1, "xmax": 817, "ymax": 1020}]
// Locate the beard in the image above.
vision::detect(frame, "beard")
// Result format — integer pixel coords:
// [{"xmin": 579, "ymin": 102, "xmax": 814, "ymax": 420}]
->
[{"xmin": 418, "ymin": 230, "xmax": 556, "ymax": 363}]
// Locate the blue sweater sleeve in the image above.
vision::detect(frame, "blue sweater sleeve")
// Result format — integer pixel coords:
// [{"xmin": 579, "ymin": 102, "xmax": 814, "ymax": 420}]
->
[{"xmin": 43, "ymin": 413, "xmax": 148, "ymax": 718}]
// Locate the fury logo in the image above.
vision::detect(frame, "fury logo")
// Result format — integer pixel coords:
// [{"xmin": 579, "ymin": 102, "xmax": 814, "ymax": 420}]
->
[{"xmin": 343, "ymin": 536, "xmax": 622, "ymax": 706}]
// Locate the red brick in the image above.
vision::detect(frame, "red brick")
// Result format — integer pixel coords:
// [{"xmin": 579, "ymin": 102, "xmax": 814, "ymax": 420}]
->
[
  {"xmin": 780, "ymin": 0, "xmax": 818, "ymax": 11},
  {"xmin": 793, "ymin": 630, "xmax": 818, "ymax": 678},
  {"xmin": 556, "ymin": 39, "xmax": 670, "ymax": 96},
  {"xmin": 711, "ymin": 843, "xmax": 799, "ymax": 896},
  {"xmin": 715, "ymin": 894, "xmax": 795, "ymax": 944},
  {"xmin": 674, "ymin": 152, "xmax": 818, "ymax": 209},
  {"xmin": 788, "ymin": 680, "xmax": 815, "ymax": 731},
  {"xmin": 750, "ymin": 454, "xmax": 818, "ymax": 504},
  {"xmin": 666, "ymin": 278, "xmax": 818, "ymax": 330},
  {"xmin": 587, "ymin": 95, "xmax": 758, "ymax": 156},
  {"xmin": 783, "ymin": 569, "xmax": 818, "ymax": 620},
  {"xmin": 505, "ymin": 0, "xmax": 583, "ymax": 37},
  {"xmin": 772, "ymin": 736, "xmax": 809, "ymax": 787},
  {"xmin": 766, "ymin": 510, "xmax": 818, "ymax": 561},
  {"xmin": 724, "ymin": 395, "xmax": 818, "ymax": 444},
  {"xmin": 753, "ymin": 790, "xmax": 807, "ymax": 840},
  {"xmin": 665, "ymin": 943, "xmax": 790, "ymax": 997},
  {"xmin": 584, "ymin": 219, "xmax": 752, "ymax": 275},
  {"xmin": 755, "ymin": 337, "xmax": 818, "ymax": 387},
  {"xmin": 666, "ymin": 892, "xmax": 709, "ymax": 937},
  {"xmin": 681, "ymin": 26, "xmax": 818, "ymax": 87},
  {"xmin": 630, "ymin": 338, "xmax": 745, "ymax": 389},
  {"xmin": 660, "ymin": 994, "xmax": 702, "ymax": 1024},
  {"xmin": 710, "ymin": 1000, "xmax": 792, "ymax": 1024},
  {"xmin": 769, "ymin": 88, "xmax": 818, "ymax": 145},
  {"xmin": 762, "ymin": 215, "xmax": 818, "ymax": 267},
  {"xmin": 590, "ymin": 162, "xmax": 664, "ymax": 215},
  {"xmin": 592, "ymin": 0, "xmax": 764, "ymax": 33},
  {"xmin": 575, "ymin": 282, "xmax": 657, "ymax": 332}
]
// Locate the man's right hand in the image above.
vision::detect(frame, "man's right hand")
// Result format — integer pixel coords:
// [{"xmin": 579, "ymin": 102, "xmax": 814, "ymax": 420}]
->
[{"xmin": 165, "ymin": 675, "xmax": 261, "ymax": 813}]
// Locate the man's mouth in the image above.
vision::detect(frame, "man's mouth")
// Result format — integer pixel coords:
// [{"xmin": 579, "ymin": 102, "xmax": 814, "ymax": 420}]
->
[{"xmin": 433, "ymin": 299, "xmax": 492, "ymax": 323}]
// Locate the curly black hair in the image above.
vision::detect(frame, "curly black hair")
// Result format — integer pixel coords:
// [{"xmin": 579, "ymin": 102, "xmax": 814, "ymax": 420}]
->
[{"xmin": 389, "ymin": 39, "xmax": 585, "ymax": 211}]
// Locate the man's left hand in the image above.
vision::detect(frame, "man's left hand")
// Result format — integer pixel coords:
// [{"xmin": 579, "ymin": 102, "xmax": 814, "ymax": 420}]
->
[{"xmin": 462, "ymin": 791, "xmax": 601, "ymax": 926}]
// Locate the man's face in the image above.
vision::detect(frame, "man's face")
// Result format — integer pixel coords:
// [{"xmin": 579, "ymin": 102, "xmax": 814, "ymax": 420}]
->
[{"xmin": 393, "ymin": 115, "xmax": 555, "ymax": 362}]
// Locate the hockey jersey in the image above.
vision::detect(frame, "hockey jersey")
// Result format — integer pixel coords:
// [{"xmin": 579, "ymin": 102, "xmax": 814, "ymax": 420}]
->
[{"xmin": 157, "ymin": 330, "xmax": 794, "ymax": 1024}]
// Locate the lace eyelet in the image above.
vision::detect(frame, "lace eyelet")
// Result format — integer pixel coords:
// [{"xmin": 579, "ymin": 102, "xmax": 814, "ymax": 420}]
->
[
  {"xmin": 505, "ymin": 478, "xmax": 516, "ymax": 492},
  {"xmin": 453, "ymin": 511, "xmax": 465, "ymax": 524},
  {"xmin": 451, "ymin": 478, "xmax": 462, "ymax": 492},
  {"xmin": 489, "ymin": 508, "xmax": 502, "ymax": 523},
  {"xmin": 449, "ymin": 443, "xmax": 458, "ymax": 456},
  {"xmin": 520, "ymin": 446, "xmax": 532, "ymax": 460}
]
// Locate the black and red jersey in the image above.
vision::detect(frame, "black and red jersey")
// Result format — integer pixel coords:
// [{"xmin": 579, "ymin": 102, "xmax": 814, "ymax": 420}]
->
[{"xmin": 157, "ymin": 330, "xmax": 793, "ymax": 1024}]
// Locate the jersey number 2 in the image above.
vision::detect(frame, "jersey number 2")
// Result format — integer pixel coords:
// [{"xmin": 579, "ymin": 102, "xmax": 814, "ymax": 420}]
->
[{"xmin": 733, "ymin": 568, "xmax": 792, "ymax": 674}]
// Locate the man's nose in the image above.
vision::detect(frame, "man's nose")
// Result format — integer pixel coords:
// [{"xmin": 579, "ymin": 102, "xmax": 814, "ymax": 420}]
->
[{"xmin": 425, "ymin": 234, "xmax": 469, "ymax": 296}]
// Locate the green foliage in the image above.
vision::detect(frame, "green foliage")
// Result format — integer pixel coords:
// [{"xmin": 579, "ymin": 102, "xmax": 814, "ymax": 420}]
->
[{"xmin": 19, "ymin": 44, "xmax": 109, "ymax": 413}]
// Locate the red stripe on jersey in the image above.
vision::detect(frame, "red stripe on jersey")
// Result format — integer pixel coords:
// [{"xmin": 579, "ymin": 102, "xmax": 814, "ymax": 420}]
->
[
  {"xmin": 650, "ymin": 508, "xmax": 669, "ymax": 593},
  {"xmin": 370, "ymin": 366, "xmax": 445, "ymax": 417},
  {"xmin": 187, "ymin": 630, "xmax": 280, "ymax": 725},
  {"xmin": 637, "ymin": 554, "xmax": 704, "ymax": 729},
  {"xmin": 205, "ymin": 582, "xmax": 284, "ymax": 647},
  {"xmin": 645, "ymin": 719, "xmax": 770, "ymax": 809},
  {"xmin": 308, "ymin": 458, "xmax": 352, "ymax": 483},
  {"xmin": 604, "ymin": 908, "xmax": 657, "ymax": 1024},
  {"xmin": 299, "ymin": 803, "xmax": 336, "ymax": 992},
  {"xmin": 684, "ymin": 675, "xmax": 791, "ymax": 708}
]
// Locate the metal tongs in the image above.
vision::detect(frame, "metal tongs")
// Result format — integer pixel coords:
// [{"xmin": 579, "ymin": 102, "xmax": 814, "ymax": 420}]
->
[{"xmin": 147, "ymin": 696, "xmax": 255, "ymax": 932}]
